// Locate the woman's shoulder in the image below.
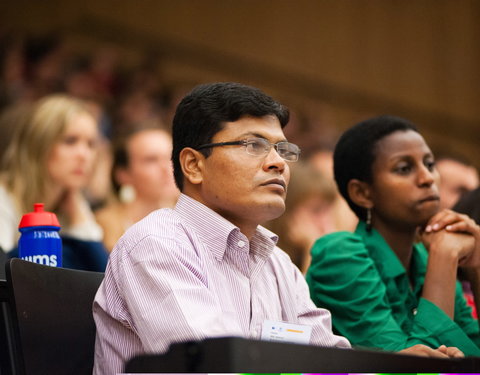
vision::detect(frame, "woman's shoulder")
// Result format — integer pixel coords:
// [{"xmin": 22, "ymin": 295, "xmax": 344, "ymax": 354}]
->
[
  {"xmin": 307, "ymin": 229, "xmax": 377, "ymax": 283},
  {"xmin": 310, "ymin": 230, "xmax": 371, "ymax": 265},
  {"xmin": 312, "ymin": 230, "xmax": 364, "ymax": 250}
]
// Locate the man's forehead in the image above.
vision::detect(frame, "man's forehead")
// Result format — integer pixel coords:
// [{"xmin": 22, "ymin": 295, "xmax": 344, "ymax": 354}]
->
[{"xmin": 218, "ymin": 116, "xmax": 285, "ymax": 138}]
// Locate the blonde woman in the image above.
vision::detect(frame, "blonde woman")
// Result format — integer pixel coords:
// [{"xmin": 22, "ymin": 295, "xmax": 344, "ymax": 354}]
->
[{"xmin": 0, "ymin": 94, "xmax": 108, "ymax": 271}]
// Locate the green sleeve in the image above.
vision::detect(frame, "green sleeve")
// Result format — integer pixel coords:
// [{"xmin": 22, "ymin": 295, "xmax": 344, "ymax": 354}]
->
[
  {"xmin": 412, "ymin": 297, "xmax": 480, "ymax": 356},
  {"xmin": 305, "ymin": 232, "xmax": 480, "ymax": 356}
]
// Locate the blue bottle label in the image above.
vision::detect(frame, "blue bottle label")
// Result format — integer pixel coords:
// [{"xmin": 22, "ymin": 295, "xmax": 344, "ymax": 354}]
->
[
  {"xmin": 21, "ymin": 254, "xmax": 59, "ymax": 267},
  {"xmin": 18, "ymin": 227, "xmax": 62, "ymax": 267}
]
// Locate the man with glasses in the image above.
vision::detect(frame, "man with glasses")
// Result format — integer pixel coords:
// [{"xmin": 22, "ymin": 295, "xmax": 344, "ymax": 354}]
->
[{"xmin": 92, "ymin": 82, "xmax": 351, "ymax": 375}]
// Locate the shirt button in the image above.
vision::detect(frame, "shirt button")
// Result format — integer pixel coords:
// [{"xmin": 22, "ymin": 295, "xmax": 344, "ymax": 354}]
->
[
  {"xmin": 237, "ymin": 240, "xmax": 246, "ymax": 248},
  {"xmin": 412, "ymin": 308, "xmax": 418, "ymax": 315}
]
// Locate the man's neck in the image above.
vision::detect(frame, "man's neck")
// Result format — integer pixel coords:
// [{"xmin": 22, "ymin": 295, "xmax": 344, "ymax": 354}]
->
[{"xmin": 182, "ymin": 190, "xmax": 258, "ymax": 241}]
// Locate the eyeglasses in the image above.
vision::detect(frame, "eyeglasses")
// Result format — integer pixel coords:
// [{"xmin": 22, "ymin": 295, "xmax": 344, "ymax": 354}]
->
[{"xmin": 196, "ymin": 137, "xmax": 301, "ymax": 162}]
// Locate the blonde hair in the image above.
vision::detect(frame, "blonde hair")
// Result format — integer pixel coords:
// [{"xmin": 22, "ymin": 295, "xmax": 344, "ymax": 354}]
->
[{"xmin": 2, "ymin": 94, "xmax": 93, "ymax": 213}]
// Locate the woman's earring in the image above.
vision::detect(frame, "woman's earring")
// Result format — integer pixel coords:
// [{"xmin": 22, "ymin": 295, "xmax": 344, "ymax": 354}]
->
[
  {"xmin": 366, "ymin": 208, "xmax": 372, "ymax": 231},
  {"xmin": 119, "ymin": 184, "xmax": 136, "ymax": 203}
]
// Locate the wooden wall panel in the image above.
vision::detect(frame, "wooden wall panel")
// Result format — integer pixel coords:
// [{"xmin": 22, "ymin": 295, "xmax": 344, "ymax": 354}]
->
[{"xmin": 2, "ymin": 0, "xmax": 479, "ymax": 163}]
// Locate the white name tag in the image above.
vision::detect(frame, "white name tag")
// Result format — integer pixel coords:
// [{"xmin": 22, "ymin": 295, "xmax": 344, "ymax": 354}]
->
[{"xmin": 261, "ymin": 319, "xmax": 312, "ymax": 345}]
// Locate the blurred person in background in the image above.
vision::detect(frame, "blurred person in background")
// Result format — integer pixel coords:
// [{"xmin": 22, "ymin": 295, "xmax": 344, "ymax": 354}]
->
[
  {"xmin": 455, "ymin": 187, "xmax": 480, "ymax": 225},
  {"xmin": 0, "ymin": 94, "xmax": 108, "ymax": 271},
  {"xmin": 95, "ymin": 124, "xmax": 179, "ymax": 251},
  {"xmin": 454, "ymin": 186, "xmax": 480, "ymax": 319},
  {"xmin": 114, "ymin": 89, "xmax": 165, "ymax": 135},
  {"xmin": 435, "ymin": 154, "xmax": 479, "ymax": 210},
  {"xmin": 0, "ymin": 101, "xmax": 33, "ymax": 163},
  {"xmin": 265, "ymin": 161, "xmax": 337, "ymax": 273},
  {"xmin": 307, "ymin": 144, "xmax": 358, "ymax": 232},
  {"xmin": 0, "ymin": 34, "xmax": 26, "ymax": 109}
]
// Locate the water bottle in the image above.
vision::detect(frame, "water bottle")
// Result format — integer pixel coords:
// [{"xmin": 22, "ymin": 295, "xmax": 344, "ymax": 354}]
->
[{"xmin": 18, "ymin": 203, "xmax": 62, "ymax": 267}]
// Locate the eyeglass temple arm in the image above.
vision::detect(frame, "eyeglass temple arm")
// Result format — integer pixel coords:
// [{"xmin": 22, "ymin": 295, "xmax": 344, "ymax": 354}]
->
[{"xmin": 196, "ymin": 141, "xmax": 245, "ymax": 150}]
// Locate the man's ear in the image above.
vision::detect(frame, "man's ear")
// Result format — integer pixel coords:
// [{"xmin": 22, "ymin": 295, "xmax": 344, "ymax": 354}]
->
[
  {"xmin": 347, "ymin": 179, "xmax": 373, "ymax": 209},
  {"xmin": 179, "ymin": 147, "xmax": 205, "ymax": 186}
]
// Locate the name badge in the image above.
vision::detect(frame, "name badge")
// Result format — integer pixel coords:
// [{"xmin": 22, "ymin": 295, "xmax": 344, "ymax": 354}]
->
[{"xmin": 261, "ymin": 319, "xmax": 312, "ymax": 345}]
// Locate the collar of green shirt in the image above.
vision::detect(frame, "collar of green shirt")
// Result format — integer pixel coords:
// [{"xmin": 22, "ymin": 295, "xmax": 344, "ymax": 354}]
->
[{"xmin": 355, "ymin": 221, "xmax": 428, "ymax": 295}]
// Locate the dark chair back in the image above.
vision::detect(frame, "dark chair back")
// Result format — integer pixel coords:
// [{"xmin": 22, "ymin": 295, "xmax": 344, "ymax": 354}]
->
[
  {"xmin": 0, "ymin": 248, "xmax": 6, "ymax": 279},
  {"xmin": 5, "ymin": 258, "xmax": 104, "ymax": 375}
]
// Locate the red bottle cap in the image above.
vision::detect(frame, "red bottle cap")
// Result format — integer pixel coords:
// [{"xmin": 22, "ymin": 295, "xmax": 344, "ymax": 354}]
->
[{"xmin": 18, "ymin": 203, "xmax": 61, "ymax": 228}]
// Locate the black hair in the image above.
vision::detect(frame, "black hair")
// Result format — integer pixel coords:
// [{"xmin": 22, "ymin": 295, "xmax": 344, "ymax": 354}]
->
[
  {"xmin": 171, "ymin": 82, "xmax": 290, "ymax": 190},
  {"xmin": 333, "ymin": 115, "xmax": 418, "ymax": 220},
  {"xmin": 111, "ymin": 135, "xmax": 130, "ymax": 195}
]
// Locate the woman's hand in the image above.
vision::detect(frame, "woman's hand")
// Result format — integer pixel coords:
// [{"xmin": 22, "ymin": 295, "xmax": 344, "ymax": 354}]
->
[
  {"xmin": 421, "ymin": 209, "xmax": 480, "ymax": 268},
  {"xmin": 399, "ymin": 344, "xmax": 464, "ymax": 358},
  {"xmin": 420, "ymin": 209, "xmax": 480, "ymax": 317}
]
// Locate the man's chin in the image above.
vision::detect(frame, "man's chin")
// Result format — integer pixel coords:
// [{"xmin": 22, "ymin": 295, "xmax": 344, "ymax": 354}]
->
[{"xmin": 261, "ymin": 201, "xmax": 286, "ymax": 222}]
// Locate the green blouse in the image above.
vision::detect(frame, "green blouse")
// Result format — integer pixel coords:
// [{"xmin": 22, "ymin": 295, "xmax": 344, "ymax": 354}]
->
[{"xmin": 306, "ymin": 221, "xmax": 480, "ymax": 356}]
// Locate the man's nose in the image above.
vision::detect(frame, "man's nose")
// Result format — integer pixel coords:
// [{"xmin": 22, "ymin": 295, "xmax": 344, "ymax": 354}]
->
[{"xmin": 264, "ymin": 146, "xmax": 286, "ymax": 172}]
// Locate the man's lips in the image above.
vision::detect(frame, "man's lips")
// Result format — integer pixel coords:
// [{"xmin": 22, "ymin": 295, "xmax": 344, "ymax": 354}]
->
[{"xmin": 261, "ymin": 178, "xmax": 286, "ymax": 190}]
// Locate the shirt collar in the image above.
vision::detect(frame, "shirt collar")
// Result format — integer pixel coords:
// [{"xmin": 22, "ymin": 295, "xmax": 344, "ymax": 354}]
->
[
  {"xmin": 175, "ymin": 193, "xmax": 278, "ymax": 261},
  {"xmin": 355, "ymin": 221, "xmax": 426, "ymax": 281}
]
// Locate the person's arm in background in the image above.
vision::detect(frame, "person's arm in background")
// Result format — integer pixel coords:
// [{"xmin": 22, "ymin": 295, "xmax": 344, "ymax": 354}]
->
[
  {"xmin": 58, "ymin": 189, "xmax": 103, "ymax": 241},
  {"xmin": 466, "ymin": 269, "xmax": 480, "ymax": 326}
]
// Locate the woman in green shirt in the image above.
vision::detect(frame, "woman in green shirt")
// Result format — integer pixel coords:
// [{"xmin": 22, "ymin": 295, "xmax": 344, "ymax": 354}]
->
[{"xmin": 306, "ymin": 115, "xmax": 480, "ymax": 356}]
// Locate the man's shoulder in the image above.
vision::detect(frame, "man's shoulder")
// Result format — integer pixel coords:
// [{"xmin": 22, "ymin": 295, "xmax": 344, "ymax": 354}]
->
[
  {"xmin": 268, "ymin": 245, "xmax": 304, "ymax": 278},
  {"xmin": 113, "ymin": 208, "xmax": 190, "ymax": 252},
  {"xmin": 270, "ymin": 245, "xmax": 293, "ymax": 263},
  {"xmin": 106, "ymin": 207, "xmax": 209, "ymax": 280}
]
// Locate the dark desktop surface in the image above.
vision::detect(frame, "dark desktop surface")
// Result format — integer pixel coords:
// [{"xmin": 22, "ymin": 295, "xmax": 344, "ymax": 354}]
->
[{"xmin": 125, "ymin": 336, "xmax": 480, "ymax": 373}]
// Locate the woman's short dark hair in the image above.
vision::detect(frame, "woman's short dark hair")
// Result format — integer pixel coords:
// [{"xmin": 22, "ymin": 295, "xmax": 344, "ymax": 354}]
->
[
  {"xmin": 171, "ymin": 82, "xmax": 290, "ymax": 191},
  {"xmin": 333, "ymin": 115, "xmax": 418, "ymax": 220}
]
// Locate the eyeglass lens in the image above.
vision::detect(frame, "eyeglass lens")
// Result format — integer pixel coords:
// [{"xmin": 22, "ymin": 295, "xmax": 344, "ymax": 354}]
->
[{"xmin": 245, "ymin": 138, "xmax": 299, "ymax": 161}]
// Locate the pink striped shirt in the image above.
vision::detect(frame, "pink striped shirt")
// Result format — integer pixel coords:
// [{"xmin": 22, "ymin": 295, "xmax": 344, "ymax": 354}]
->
[{"xmin": 93, "ymin": 194, "xmax": 350, "ymax": 374}]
